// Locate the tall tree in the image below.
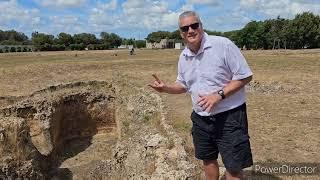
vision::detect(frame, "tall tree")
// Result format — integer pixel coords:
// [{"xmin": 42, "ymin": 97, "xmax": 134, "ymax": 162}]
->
[
  {"xmin": 169, "ymin": 30, "xmax": 182, "ymax": 40},
  {"xmin": 100, "ymin": 32, "xmax": 122, "ymax": 47},
  {"xmin": 146, "ymin": 31, "xmax": 171, "ymax": 43},
  {"xmin": 0, "ymin": 30, "xmax": 29, "ymax": 45},
  {"xmin": 239, "ymin": 21, "xmax": 261, "ymax": 49},
  {"xmin": 73, "ymin": 33, "xmax": 97, "ymax": 45},
  {"xmin": 31, "ymin": 32, "xmax": 54, "ymax": 50},
  {"xmin": 57, "ymin": 32, "xmax": 73, "ymax": 46},
  {"xmin": 204, "ymin": 29, "xmax": 222, "ymax": 36},
  {"xmin": 292, "ymin": 12, "xmax": 320, "ymax": 48}
]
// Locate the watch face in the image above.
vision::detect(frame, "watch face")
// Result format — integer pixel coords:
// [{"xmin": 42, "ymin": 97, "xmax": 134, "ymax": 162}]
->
[{"xmin": 218, "ymin": 90, "xmax": 225, "ymax": 99}]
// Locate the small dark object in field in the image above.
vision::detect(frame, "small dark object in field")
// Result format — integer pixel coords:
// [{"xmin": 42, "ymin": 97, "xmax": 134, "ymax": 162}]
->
[{"xmin": 130, "ymin": 48, "xmax": 135, "ymax": 55}]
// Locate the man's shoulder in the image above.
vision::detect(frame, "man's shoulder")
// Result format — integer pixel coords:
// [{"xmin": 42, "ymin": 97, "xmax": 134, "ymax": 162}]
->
[{"xmin": 206, "ymin": 35, "xmax": 232, "ymax": 45}]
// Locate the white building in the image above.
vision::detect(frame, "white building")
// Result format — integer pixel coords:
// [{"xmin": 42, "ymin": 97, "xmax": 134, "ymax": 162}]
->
[
  {"xmin": 146, "ymin": 39, "xmax": 175, "ymax": 49},
  {"xmin": 174, "ymin": 42, "xmax": 185, "ymax": 50},
  {"xmin": 118, "ymin": 45, "xmax": 134, "ymax": 49}
]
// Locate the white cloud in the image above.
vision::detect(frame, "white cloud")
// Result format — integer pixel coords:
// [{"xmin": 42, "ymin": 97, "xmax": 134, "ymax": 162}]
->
[
  {"xmin": 240, "ymin": 0, "xmax": 257, "ymax": 8},
  {"xmin": 120, "ymin": 0, "xmax": 180, "ymax": 30},
  {"xmin": 122, "ymin": 0, "xmax": 168, "ymax": 15},
  {"xmin": 162, "ymin": 12, "xmax": 180, "ymax": 28},
  {"xmin": 240, "ymin": 0, "xmax": 320, "ymax": 18},
  {"xmin": 290, "ymin": 2, "xmax": 320, "ymax": 15},
  {"xmin": 45, "ymin": 15, "xmax": 88, "ymax": 34},
  {"xmin": 0, "ymin": 0, "xmax": 88, "ymax": 35},
  {"xmin": 0, "ymin": 0, "xmax": 41, "ymax": 28},
  {"xmin": 49, "ymin": 16, "xmax": 79, "ymax": 26},
  {"xmin": 205, "ymin": 8, "xmax": 251, "ymax": 31},
  {"xmin": 31, "ymin": 17, "xmax": 41, "ymax": 26},
  {"xmin": 86, "ymin": 0, "xmax": 189, "ymax": 36},
  {"xmin": 87, "ymin": 0, "xmax": 208, "ymax": 33},
  {"xmin": 88, "ymin": 0, "xmax": 122, "ymax": 28},
  {"xmin": 180, "ymin": 4, "xmax": 195, "ymax": 11},
  {"xmin": 34, "ymin": 0, "xmax": 87, "ymax": 8},
  {"xmin": 187, "ymin": 0, "xmax": 220, "ymax": 6},
  {"xmin": 89, "ymin": 8, "xmax": 120, "ymax": 26},
  {"xmin": 97, "ymin": 0, "xmax": 118, "ymax": 11}
]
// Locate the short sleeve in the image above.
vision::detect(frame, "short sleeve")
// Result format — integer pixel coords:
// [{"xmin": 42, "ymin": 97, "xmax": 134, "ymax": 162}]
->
[
  {"xmin": 175, "ymin": 57, "xmax": 189, "ymax": 91},
  {"xmin": 225, "ymin": 41, "xmax": 253, "ymax": 80},
  {"xmin": 176, "ymin": 73, "xmax": 188, "ymax": 90}
]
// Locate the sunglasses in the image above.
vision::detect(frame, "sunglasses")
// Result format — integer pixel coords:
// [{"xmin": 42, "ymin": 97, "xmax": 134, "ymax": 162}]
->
[{"xmin": 180, "ymin": 22, "xmax": 200, "ymax": 32}]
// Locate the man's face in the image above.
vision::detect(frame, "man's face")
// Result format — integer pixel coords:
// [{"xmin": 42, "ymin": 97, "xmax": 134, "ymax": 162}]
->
[{"xmin": 179, "ymin": 15, "xmax": 203, "ymax": 46}]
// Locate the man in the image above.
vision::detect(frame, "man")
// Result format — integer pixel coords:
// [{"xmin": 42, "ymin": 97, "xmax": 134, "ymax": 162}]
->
[{"xmin": 149, "ymin": 11, "xmax": 253, "ymax": 180}]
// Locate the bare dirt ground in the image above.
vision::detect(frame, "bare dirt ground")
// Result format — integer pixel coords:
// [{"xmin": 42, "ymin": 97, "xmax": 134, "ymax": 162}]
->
[{"xmin": 0, "ymin": 49, "xmax": 319, "ymax": 179}]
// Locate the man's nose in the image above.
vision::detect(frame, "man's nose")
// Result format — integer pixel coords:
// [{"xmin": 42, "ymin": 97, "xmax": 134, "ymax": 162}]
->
[{"xmin": 188, "ymin": 26, "xmax": 195, "ymax": 32}]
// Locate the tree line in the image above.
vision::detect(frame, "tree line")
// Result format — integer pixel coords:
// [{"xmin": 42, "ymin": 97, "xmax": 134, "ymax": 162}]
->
[
  {"xmin": 0, "ymin": 30, "xmax": 146, "ymax": 52},
  {"xmin": 146, "ymin": 12, "xmax": 320, "ymax": 49},
  {"xmin": 30, "ymin": 32, "xmax": 146, "ymax": 51},
  {"xmin": 1, "ymin": 12, "xmax": 319, "ymax": 52}
]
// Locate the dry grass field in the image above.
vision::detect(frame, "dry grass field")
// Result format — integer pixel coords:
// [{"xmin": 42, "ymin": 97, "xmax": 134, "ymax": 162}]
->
[{"xmin": 0, "ymin": 49, "xmax": 319, "ymax": 179}]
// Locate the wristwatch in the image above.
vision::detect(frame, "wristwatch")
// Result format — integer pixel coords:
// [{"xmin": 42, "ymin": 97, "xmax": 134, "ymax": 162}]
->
[{"xmin": 218, "ymin": 89, "xmax": 225, "ymax": 99}]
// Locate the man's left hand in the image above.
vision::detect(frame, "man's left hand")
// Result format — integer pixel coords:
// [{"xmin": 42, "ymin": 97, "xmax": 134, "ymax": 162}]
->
[{"xmin": 197, "ymin": 93, "xmax": 222, "ymax": 112}]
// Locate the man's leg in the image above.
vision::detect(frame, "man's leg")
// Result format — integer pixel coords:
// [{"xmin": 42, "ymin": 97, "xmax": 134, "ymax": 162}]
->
[
  {"xmin": 203, "ymin": 160, "xmax": 219, "ymax": 180},
  {"xmin": 216, "ymin": 104, "xmax": 252, "ymax": 180},
  {"xmin": 225, "ymin": 169, "xmax": 243, "ymax": 180},
  {"xmin": 190, "ymin": 112, "xmax": 220, "ymax": 179}
]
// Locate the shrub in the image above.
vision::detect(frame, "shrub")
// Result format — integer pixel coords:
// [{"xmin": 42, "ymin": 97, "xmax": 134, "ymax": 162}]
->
[
  {"xmin": 87, "ymin": 44, "xmax": 95, "ymax": 50},
  {"xmin": 4, "ymin": 46, "xmax": 9, "ymax": 53},
  {"xmin": 69, "ymin": 44, "xmax": 85, "ymax": 51},
  {"xmin": 10, "ymin": 47, "xmax": 16, "ymax": 52}
]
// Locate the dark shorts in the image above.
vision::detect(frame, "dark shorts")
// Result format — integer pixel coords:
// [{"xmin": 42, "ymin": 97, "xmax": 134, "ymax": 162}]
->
[{"xmin": 191, "ymin": 103, "xmax": 253, "ymax": 171}]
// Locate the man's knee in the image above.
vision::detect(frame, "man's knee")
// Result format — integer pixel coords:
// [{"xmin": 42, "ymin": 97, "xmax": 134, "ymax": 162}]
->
[
  {"xmin": 203, "ymin": 159, "xmax": 218, "ymax": 166},
  {"xmin": 203, "ymin": 160, "xmax": 220, "ymax": 180},
  {"xmin": 225, "ymin": 169, "xmax": 243, "ymax": 180}
]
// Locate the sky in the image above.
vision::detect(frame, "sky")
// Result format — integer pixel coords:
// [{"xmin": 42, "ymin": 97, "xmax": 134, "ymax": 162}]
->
[{"xmin": 1, "ymin": 0, "xmax": 320, "ymax": 40}]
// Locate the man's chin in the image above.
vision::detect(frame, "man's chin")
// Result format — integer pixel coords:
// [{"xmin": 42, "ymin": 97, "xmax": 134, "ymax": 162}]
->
[{"xmin": 187, "ymin": 38, "xmax": 199, "ymax": 44}]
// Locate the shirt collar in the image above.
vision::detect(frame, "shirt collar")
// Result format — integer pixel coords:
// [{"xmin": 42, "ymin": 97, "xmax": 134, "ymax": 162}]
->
[{"xmin": 182, "ymin": 32, "xmax": 212, "ymax": 57}]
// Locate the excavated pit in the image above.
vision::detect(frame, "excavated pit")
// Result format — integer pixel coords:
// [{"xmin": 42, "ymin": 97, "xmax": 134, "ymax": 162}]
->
[
  {"xmin": 0, "ymin": 81, "xmax": 197, "ymax": 179},
  {"xmin": 0, "ymin": 81, "xmax": 117, "ymax": 179},
  {"xmin": 46, "ymin": 93, "xmax": 117, "ymax": 179}
]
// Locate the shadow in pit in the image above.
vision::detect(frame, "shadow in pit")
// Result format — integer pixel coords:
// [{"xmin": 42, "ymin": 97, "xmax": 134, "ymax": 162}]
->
[
  {"xmin": 46, "ymin": 95, "xmax": 102, "ymax": 179},
  {"xmin": 48, "ymin": 137, "xmax": 94, "ymax": 180},
  {"xmin": 49, "ymin": 168, "xmax": 73, "ymax": 180}
]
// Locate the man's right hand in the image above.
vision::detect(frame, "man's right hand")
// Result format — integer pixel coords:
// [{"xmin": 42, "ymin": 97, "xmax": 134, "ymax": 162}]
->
[{"xmin": 148, "ymin": 74, "xmax": 166, "ymax": 93}]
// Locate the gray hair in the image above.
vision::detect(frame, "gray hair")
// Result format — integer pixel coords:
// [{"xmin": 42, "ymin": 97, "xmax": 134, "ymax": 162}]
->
[{"xmin": 178, "ymin": 11, "xmax": 202, "ymax": 27}]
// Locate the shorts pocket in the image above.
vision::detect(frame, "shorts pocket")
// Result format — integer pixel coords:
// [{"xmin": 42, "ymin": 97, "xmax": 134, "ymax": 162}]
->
[{"xmin": 232, "ymin": 135, "xmax": 251, "ymax": 162}]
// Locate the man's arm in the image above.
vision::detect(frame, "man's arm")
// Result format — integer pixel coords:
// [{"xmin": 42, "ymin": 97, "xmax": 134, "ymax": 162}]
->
[
  {"xmin": 162, "ymin": 82, "xmax": 187, "ymax": 94},
  {"xmin": 223, "ymin": 76, "xmax": 252, "ymax": 98},
  {"xmin": 198, "ymin": 76, "xmax": 252, "ymax": 112},
  {"xmin": 149, "ymin": 74, "xmax": 187, "ymax": 94}
]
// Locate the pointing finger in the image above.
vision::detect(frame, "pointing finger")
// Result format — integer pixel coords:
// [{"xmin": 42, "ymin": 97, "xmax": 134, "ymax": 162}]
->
[{"xmin": 152, "ymin": 74, "xmax": 161, "ymax": 83}]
